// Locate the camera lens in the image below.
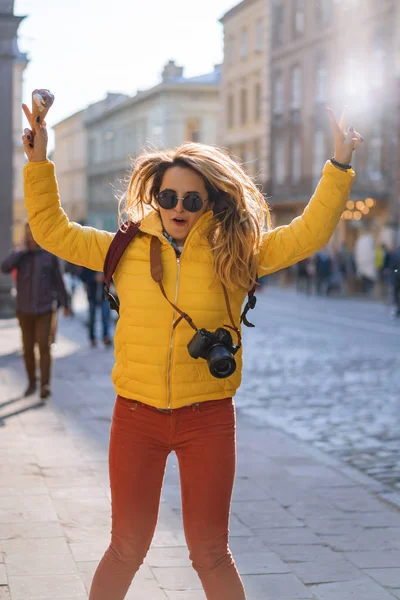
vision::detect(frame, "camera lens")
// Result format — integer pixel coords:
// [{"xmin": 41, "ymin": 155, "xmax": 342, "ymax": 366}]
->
[{"xmin": 207, "ymin": 345, "xmax": 236, "ymax": 379}]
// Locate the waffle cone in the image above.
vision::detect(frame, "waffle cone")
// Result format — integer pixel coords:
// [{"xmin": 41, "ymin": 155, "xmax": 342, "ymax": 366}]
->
[{"xmin": 31, "ymin": 89, "xmax": 54, "ymax": 133}]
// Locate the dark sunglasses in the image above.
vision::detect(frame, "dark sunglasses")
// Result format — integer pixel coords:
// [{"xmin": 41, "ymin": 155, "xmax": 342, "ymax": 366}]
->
[{"xmin": 157, "ymin": 189, "xmax": 204, "ymax": 213}]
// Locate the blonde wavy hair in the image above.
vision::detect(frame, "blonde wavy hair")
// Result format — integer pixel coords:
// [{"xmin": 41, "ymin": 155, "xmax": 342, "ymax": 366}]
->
[{"xmin": 119, "ymin": 142, "xmax": 271, "ymax": 291}]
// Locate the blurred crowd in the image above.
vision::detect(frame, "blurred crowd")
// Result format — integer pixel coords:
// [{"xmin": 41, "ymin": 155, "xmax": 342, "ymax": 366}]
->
[{"xmin": 294, "ymin": 232, "xmax": 400, "ymax": 316}]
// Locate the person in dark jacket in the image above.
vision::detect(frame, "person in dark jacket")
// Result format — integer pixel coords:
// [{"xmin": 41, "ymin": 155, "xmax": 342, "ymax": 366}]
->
[
  {"xmin": 389, "ymin": 245, "xmax": 400, "ymax": 317},
  {"xmin": 79, "ymin": 268, "xmax": 112, "ymax": 348},
  {"xmin": 1, "ymin": 224, "xmax": 70, "ymax": 399}
]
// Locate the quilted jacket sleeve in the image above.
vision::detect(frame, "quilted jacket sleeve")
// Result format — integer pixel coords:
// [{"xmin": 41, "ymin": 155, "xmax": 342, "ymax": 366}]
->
[
  {"xmin": 24, "ymin": 161, "xmax": 114, "ymax": 271},
  {"xmin": 258, "ymin": 161, "xmax": 355, "ymax": 277}
]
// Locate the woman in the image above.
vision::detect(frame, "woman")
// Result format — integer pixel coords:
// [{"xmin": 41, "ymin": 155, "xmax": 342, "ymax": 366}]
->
[{"xmin": 22, "ymin": 102, "xmax": 361, "ymax": 600}]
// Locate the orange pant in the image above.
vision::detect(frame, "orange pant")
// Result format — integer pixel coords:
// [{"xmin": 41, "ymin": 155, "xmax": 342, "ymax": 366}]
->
[{"xmin": 89, "ymin": 396, "xmax": 246, "ymax": 600}]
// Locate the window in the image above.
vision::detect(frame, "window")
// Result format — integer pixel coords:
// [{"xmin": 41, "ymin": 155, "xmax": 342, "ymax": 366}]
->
[
  {"xmin": 312, "ymin": 130, "xmax": 326, "ymax": 183},
  {"xmin": 316, "ymin": 0, "xmax": 332, "ymax": 25},
  {"xmin": 255, "ymin": 19, "xmax": 263, "ymax": 52},
  {"xmin": 273, "ymin": 72, "xmax": 285, "ymax": 115},
  {"xmin": 315, "ymin": 57, "xmax": 328, "ymax": 103},
  {"xmin": 274, "ymin": 138, "xmax": 286, "ymax": 184},
  {"xmin": 240, "ymin": 29, "xmax": 248, "ymax": 59},
  {"xmin": 186, "ymin": 118, "xmax": 200, "ymax": 142},
  {"xmin": 293, "ymin": 0, "xmax": 305, "ymax": 36},
  {"xmin": 368, "ymin": 133, "xmax": 383, "ymax": 180},
  {"xmin": 344, "ymin": 57, "xmax": 359, "ymax": 98},
  {"xmin": 253, "ymin": 139, "xmax": 261, "ymax": 176},
  {"xmin": 240, "ymin": 89, "xmax": 248, "ymax": 125},
  {"xmin": 291, "ymin": 138, "xmax": 302, "ymax": 183},
  {"xmin": 371, "ymin": 31, "xmax": 385, "ymax": 88},
  {"xmin": 227, "ymin": 95, "xmax": 234, "ymax": 129},
  {"xmin": 290, "ymin": 65, "xmax": 302, "ymax": 110},
  {"xmin": 226, "ymin": 35, "xmax": 235, "ymax": 65},
  {"xmin": 272, "ymin": 0, "xmax": 284, "ymax": 46},
  {"xmin": 255, "ymin": 82, "xmax": 262, "ymax": 122}
]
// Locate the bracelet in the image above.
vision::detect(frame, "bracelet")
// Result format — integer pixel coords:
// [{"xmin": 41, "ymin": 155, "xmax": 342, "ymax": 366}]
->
[{"xmin": 331, "ymin": 157, "xmax": 351, "ymax": 171}]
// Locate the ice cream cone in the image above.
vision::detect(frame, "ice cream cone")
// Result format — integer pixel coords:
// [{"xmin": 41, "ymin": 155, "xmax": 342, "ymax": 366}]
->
[{"xmin": 31, "ymin": 89, "xmax": 54, "ymax": 134}]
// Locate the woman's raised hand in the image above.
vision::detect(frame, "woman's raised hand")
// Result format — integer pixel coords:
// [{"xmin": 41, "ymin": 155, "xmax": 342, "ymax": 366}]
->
[
  {"xmin": 21, "ymin": 103, "xmax": 48, "ymax": 162},
  {"xmin": 327, "ymin": 107, "xmax": 363, "ymax": 166}
]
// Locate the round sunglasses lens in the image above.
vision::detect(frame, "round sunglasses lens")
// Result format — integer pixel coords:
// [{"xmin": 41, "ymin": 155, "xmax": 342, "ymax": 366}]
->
[
  {"xmin": 183, "ymin": 192, "xmax": 203, "ymax": 212},
  {"xmin": 158, "ymin": 190, "xmax": 177, "ymax": 209}
]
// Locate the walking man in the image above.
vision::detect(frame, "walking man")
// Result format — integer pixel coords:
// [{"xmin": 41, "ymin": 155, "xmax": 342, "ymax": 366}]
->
[{"xmin": 1, "ymin": 224, "xmax": 70, "ymax": 399}]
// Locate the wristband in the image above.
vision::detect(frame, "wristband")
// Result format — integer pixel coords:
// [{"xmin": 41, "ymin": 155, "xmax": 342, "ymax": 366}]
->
[{"xmin": 331, "ymin": 157, "xmax": 351, "ymax": 171}]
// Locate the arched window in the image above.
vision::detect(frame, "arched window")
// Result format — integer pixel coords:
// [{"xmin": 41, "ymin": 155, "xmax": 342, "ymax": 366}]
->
[
  {"xmin": 312, "ymin": 130, "xmax": 326, "ymax": 184},
  {"xmin": 314, "ymin": 57, "xmax": 328, "ymax": 103}
]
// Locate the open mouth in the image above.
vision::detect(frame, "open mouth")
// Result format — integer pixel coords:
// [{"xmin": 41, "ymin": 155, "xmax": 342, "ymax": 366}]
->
[{"xmin": 172, "ymin": 218, "xmax": 187, "ymax": 225}]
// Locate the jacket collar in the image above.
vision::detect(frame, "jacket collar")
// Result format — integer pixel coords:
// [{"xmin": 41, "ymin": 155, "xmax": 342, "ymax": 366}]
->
[{"xmin": 139, "ymin": 209, "xmax": 214, "ymax": 246}]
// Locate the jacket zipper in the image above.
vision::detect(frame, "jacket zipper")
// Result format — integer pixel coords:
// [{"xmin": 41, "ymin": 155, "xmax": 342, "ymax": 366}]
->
[{"xmin": 166, "ymin": 254, "xmax": 181, "ymax": 409}]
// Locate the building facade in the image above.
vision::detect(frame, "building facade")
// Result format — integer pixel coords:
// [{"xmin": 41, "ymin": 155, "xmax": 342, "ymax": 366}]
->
[
  {"xmin": 0, "ymin": 0, "xmax": 25, "ymax": 315},
  {"xmin": 13, "ymin": 39, "xmax": 28, "ymax": 243},
  {"xmin": 52, "ymin": 109, "xmax": 89, "ymax": 224},
  {"xmin": 270, "ymin": 0, "xmax": 399, "ymax": 247},
  {"xmin": 85, "ymin": 61, "xmax": 221, "ymax": 231},
  {"xmin": 219, "ymin": 0, "xmax": 271, "ymax": 191}
]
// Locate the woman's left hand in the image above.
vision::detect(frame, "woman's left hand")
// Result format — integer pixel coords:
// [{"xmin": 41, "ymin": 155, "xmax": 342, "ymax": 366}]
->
[{"xmin": 327, "ymin": 108, "xmax": 364, "ymax": 166}]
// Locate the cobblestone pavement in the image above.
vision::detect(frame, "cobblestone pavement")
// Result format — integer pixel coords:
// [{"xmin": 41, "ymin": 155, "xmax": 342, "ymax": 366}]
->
[
  {"xmin": 240, "ymin": 286, "xmax": 400, "ymax": 497},
  {"xmin": 0, "ymin": 288, "xmax": 400, "ymax": 599}
]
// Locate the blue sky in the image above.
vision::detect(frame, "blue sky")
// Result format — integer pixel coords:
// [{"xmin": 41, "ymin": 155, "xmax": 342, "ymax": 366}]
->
[{"xmin": 15, "ymin": 0, "xmax": 237, "ymax": 128}]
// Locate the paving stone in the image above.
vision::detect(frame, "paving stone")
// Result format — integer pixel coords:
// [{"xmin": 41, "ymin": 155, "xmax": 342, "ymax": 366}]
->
[
  {"xmin": 164, "ymin": 591, "xmax": 205, "ymax": 600},
  {"xmin": 235, "ymin": 551, "xmax": 291, "ymax": 575},
  {"xmin": 290, "ymin": 557, "xmax": 363, "ymax": 584},
  {"xmin": 146, "ymin": 546, "xmax": 191, "ymax": 568},
  {"xmin": 0, "ymin": 521, "xmax": 63, "ymax": 540},
  {"xmin": 344, "ymin": 550, "xmax": 400, "ymax": 569},
  {"xmin": 259, "ymin": 527, "xmax": 321, "ymax": 546},
  {"xmin": 309, "ymin": 577, "xmax": 396, "ymax": 599},
  {"xmin": 124, "ymin": 577, "xmax": 168, "ymax": 599},
  {"xmin": 241, "ymin": 573, "xmax": 313, "ymax": 599},
  {"xmin": 8, "ymin": 573, "xmax": 87, "ymax": 599},
  {"xmin": 272, "ymin": 544, "xmax": 337, "ymax": 563},
  {"xmin": 365, "ymin": 567, "xmax": 400, "ymax": 588},
  {"xmin": 1, "ymin": 537, "xmax": 70, "ymax": 556},
  {"xmin": 152, "ymin": 566, "xmax": 202, "ymax": 590},
  {"xmin": 0, "ymin": 563, "xmax": 7, "ymax": 585},
  {"xmin": 5, "ymin": 552, "xmax": 77, "ymax": 576}
]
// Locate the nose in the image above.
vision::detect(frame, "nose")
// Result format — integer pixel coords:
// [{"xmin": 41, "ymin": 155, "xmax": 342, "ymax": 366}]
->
[{"xmin": 175, "ymin": 198, "xmax": 185, "ymax": 213}]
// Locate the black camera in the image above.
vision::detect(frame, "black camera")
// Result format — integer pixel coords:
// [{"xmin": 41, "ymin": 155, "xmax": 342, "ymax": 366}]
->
[{"xmin": 187, "ymin": 327, "xmax": 239, "ymax": 379}]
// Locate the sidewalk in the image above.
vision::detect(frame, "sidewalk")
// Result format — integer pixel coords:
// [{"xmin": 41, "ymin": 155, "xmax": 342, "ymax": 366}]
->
[{"xmin": 0, "ymin": 312, "xmax": 400, "ymax": 599}]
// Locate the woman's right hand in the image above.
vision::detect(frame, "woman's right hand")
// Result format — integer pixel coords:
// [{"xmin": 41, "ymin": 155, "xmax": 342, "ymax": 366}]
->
[{"xmin": 21, "ymin": 104, "xmax": 48, "ymax": 162}]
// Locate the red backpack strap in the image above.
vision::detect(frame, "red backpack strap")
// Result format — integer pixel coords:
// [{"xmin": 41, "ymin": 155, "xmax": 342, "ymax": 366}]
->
[
  {"xmin": 240, "ymin": 278, "xmax": 258, "ymax": 328},
  {"xmin": 103, "ymin": 221, "xmax": 141, "ymax": 313}
]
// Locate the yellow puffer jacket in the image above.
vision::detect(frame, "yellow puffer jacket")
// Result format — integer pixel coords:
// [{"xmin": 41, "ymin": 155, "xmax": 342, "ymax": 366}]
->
[{"xmin": 24, "ymin": 160, "xmax": 354, "ymax": 409}]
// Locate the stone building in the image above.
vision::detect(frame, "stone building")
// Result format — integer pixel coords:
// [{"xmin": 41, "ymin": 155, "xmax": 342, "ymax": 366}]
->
[
  {"xmin": 52, "ymin": 109, "xmax": 89, "ymax": 224},
  {"xmin": 219, "ymin": 0, "xmax": 271, "ymax": 192},
  {"xmin": 269, "ymin": 0, "xmax": 399, "ymax": 247},
  {"xmin": 0, "ymin": 0, "xmax": 25, "ymax": 314},
  {"xmin": 85, "ymin": 61, "xmax": 221, "ymax": 230}
]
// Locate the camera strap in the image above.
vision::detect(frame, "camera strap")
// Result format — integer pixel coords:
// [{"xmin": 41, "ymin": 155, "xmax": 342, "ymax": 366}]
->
[{"xmin": 150, "ymin": 236, "xmax": 242, "ymax": 347}]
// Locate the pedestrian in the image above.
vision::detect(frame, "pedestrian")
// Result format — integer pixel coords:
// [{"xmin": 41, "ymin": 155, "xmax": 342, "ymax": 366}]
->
[
  {"xmin": 296, "ymin": 258, "xmax": 312, "ymax": 295},
  {"xmin": 389, "ymin": 244, "xmax": 400, "ymax": 317},
  {"xmin": 79, "ymin": 268, "xmax": 112, "ymax": 347},
  {"xmin": 354, "ymin": 228, "xmax": 377, "ymax": 295},
  {"xmin": 315, "ymin": 246, "xmax": 332, "ymax": 296},
  {"xmin": 21, "ymin": 102, "xmax": 361, "ymax": 600},
  {"xmin": 64, "ymin": 261, "xmax": 81, "ymax": 314},
  {"xmin": 1, "ymin": 223, "xmax": 70, "ymax": 399}
]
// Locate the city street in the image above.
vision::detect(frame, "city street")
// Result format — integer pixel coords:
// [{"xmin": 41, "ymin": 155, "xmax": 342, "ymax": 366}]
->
[{"xmin": 0, "ymin": 287, "xmax": 400, "ymax": 599}]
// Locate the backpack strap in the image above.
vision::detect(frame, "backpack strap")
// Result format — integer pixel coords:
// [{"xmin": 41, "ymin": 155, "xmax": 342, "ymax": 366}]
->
[
  {"xmin": 103, "ymin": 221, "xmax": 141, "ymax": 314},
  {"xmin": 240, "ymin": 279, "xmax": 258, "ymax": 328}
]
